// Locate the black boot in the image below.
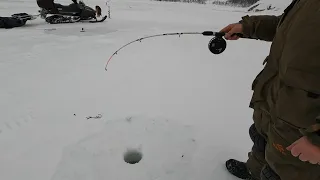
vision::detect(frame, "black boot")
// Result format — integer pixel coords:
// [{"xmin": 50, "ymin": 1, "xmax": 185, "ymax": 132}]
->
[{"xmin": 226, "ymin": 159, "xmax": 253, "ymax": 180}]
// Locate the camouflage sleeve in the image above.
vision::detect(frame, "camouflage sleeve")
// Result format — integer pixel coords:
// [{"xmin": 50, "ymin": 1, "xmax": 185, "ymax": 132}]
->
[
  {"xmin": 239, "ymin": 14, "xmax": 283, "ymax": 42},
  {"xmin": 299, "ymin": 122, "xmax": 320, "ymax": 146}
]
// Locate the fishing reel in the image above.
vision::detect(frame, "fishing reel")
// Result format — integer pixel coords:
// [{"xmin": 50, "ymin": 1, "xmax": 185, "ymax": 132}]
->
[
  {"xmin": 205, "ymin": 32, "xmax": 243, "ymax": 54},
  {"xmin": 208, "ymin": 33, "xmax": 227, "ymax": 54}
]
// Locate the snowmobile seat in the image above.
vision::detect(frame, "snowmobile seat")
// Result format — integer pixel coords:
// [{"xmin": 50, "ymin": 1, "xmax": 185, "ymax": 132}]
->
[{"xmin": 53, "ymin": 3, "xmax": 82, "ymax": 16}]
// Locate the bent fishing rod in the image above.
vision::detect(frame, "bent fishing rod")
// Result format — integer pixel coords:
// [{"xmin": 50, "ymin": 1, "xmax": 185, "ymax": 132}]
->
[{"xmin": 105, "ymin": 31, "xmax": 243, "ymax": 71}]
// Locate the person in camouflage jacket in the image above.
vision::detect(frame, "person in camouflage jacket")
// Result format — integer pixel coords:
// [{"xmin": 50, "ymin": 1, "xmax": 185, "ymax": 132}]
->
[{"xmin": 220, "ymin": 0, "xmax": 320, "ymax": 179}]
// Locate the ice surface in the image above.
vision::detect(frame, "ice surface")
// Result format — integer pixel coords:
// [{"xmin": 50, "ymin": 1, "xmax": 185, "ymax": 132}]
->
[
  {"xmin": 247, "ymin": 0, "xmax": 292, "ymax": 13},
  {"xmin": 51, "ymin": 116, "xmax": 197, "ymax": 180},
  {"xmin": 0, "ymin": 0, "xmax": 281, "ymax": 179}
]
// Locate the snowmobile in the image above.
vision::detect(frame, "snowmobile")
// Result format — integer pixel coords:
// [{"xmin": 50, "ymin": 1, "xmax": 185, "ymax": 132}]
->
[{"xmin": 37, "ymin": 0, "xmax": 107, "ymax": 24}]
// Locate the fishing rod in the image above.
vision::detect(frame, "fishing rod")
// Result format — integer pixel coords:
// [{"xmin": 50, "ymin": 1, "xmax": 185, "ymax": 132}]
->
[{"xmin": 105, "ymin": 31, "xmax": 242, "ymax": 71}]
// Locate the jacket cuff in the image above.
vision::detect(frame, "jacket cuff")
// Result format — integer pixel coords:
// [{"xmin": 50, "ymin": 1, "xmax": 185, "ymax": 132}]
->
[
  {"xmin": 239, "ymin": 15, "xmax": 255, "ymax": 39},
  {"xmin": 299, "ymin": 123, "xmax": 320, "ymax": 146}
]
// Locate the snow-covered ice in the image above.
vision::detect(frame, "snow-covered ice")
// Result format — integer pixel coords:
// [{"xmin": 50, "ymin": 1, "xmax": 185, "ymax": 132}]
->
[
  {"xmin": 0, "ymin": 0, "xmax": 291, "ymax": 180},
  {"xmin": 247, "ymin": 0, "xmax": 292, "ymax": 12},
  {"xmin": 51, "ymin": 115, "xmax": 197, "ymax": 180}
]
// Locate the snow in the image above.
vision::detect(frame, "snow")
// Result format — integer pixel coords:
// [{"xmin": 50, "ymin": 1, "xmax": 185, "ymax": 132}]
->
[
  {"xmin": 247, "ymin": 0, "xmax": 292, "ymax": 13},
  {"xmin": 51, "ymin": 116, "xmax": 197, "ymax": 180},
  {"xmin": 0, "ymin": 0, "xmax": 278, "ymax": 180}
]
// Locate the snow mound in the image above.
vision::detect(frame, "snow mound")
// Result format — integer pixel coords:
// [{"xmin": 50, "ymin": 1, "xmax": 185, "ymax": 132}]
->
[
  {"xmin": 248, "ymin": 0, "xmax": 292, "ymax": 12},
  {"xmin": 51, "ymin": 115, "xmax": 197, "ymax": 180}
]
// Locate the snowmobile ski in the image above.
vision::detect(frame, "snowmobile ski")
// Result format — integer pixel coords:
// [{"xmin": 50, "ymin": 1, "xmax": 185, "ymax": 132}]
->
[{"xmin": 89, "ymin": 15, "xmax": 107, "ymax": 23}]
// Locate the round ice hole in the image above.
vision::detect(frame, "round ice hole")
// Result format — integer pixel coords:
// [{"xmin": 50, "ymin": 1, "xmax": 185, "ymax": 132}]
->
[{"xmin": 124, "ymin": 149, "xmax": 143, "ymax": 164}]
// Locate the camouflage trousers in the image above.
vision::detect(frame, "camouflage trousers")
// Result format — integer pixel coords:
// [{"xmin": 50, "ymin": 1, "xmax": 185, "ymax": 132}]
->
[{"xmin": 246, "ymin": 109, "xmax": 320, "ymax": 180}]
